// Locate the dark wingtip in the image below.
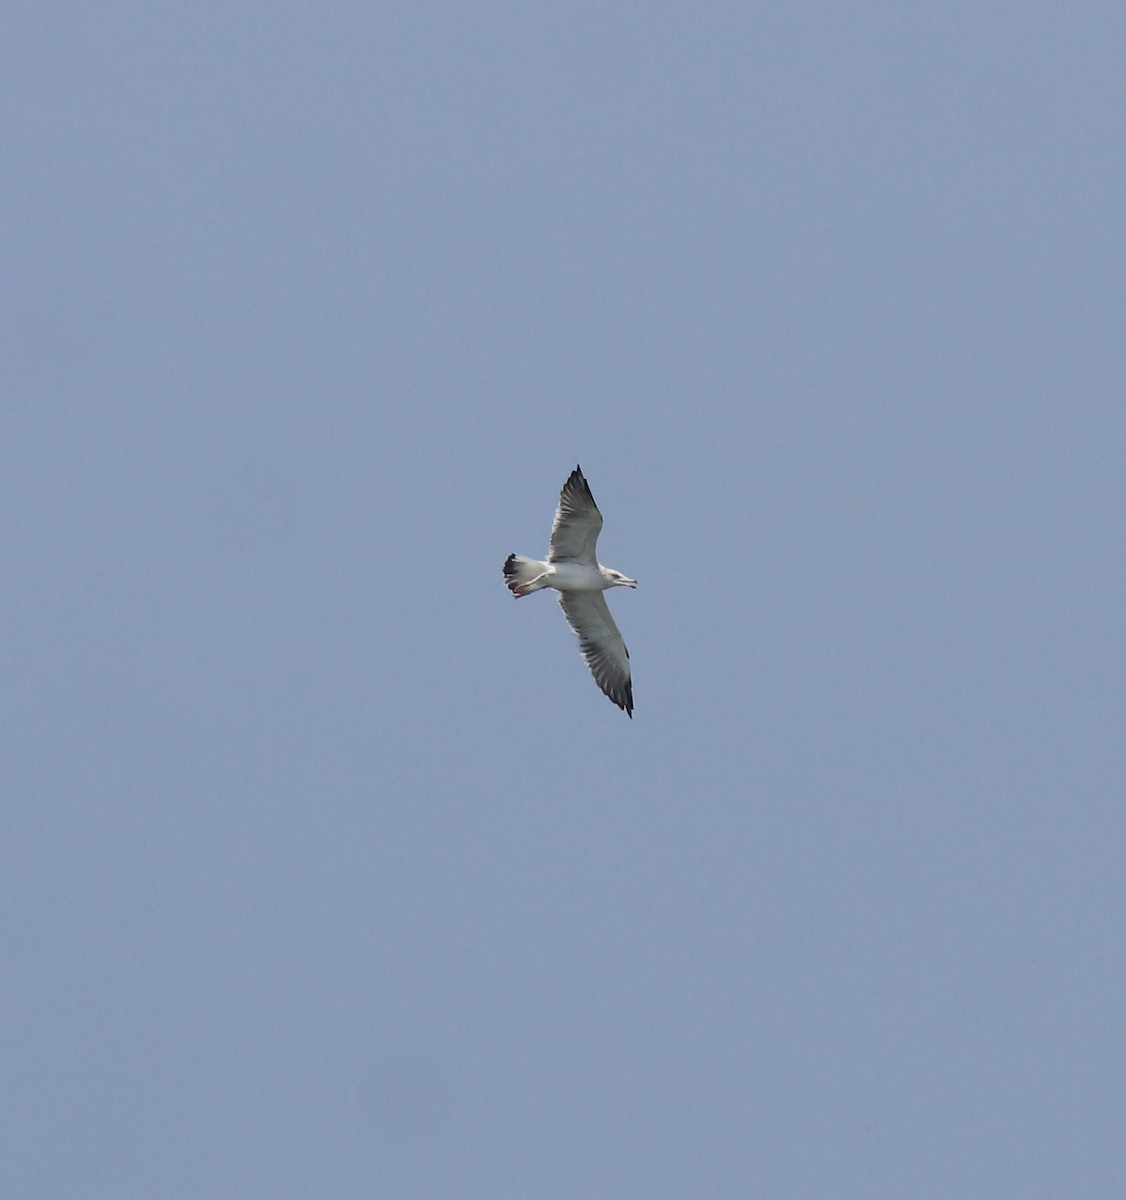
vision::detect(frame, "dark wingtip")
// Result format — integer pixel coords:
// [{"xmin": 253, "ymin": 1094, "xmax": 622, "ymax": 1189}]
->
[{"xmin": 563, "ymin": 465, "xmax": 596, "ymax": 507}]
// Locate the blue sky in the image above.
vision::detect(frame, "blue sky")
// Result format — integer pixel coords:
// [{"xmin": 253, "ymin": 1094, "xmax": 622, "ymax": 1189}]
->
[{"xmin": 4, "ymin": 4, "xmax": 1125, "ymax": 1197}]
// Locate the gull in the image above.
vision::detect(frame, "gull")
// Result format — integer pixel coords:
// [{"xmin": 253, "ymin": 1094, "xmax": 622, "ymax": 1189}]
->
[{"xmin": 503, "ymin": 465, "xmax": 637, "ymax": 717}]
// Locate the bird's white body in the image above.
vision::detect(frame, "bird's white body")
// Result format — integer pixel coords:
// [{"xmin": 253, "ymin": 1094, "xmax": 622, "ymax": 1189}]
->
[{"xmin": 513, "ymin": 559, "xmax": 623, "ymax": 593}]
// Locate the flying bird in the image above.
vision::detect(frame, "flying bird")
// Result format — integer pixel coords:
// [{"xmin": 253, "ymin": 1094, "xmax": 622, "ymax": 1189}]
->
[{"xmin": 503, "ymin": 465, "xmax": 637, "ymax": 716}]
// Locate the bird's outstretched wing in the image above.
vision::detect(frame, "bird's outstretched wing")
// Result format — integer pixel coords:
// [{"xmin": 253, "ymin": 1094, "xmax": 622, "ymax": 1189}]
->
[
  {"xmin": 548, "ymin": 466, "xmax": 602, "ymax": 564},
  {"xmin": 558, "ymin": 591, "xmax": 633, "ymax": 717}
]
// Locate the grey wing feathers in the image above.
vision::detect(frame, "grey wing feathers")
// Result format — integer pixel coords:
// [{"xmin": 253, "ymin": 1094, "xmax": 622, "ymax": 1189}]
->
[
  {"xmin": 558, "ymin": 592, "xmax": 633, "ymax": 717},
  {"xmin": 548, "ymin": 465, "xmax": 603, "ymax": 563}
]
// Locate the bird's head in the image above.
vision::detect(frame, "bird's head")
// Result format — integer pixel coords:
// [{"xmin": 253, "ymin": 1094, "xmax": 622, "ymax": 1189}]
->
[{"xmin": 607, "ymin": 569, "xmax": 637, "ymax": 589}]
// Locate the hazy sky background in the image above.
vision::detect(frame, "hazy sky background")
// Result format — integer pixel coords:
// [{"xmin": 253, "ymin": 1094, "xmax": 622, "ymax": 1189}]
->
[{"xmin": 4, "ymin": 4, "xmax": 1125, "ymax": 1197}]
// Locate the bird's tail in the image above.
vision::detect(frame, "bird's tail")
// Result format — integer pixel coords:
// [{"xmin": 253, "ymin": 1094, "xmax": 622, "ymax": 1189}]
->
[{"xmin": 503, "ymin": 554, "xmax": 549, "ymax": 597}]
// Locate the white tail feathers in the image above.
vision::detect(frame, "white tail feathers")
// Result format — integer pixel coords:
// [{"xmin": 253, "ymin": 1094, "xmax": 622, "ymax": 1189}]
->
[{"xmin": 503, "ymin": 554, "xmax": 549, "ymax": 596}]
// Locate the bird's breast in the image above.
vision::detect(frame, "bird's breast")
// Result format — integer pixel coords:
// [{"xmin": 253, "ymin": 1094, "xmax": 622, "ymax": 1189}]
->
[{"xmin": 548, "ymin": 561, "xmax": 607, "ymax": 591}]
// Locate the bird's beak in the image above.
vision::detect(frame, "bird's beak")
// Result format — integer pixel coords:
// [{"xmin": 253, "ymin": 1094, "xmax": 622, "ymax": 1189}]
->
[{"xmin": 625, "ymin": 577, "xmax": 638, "ymax": 588}]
